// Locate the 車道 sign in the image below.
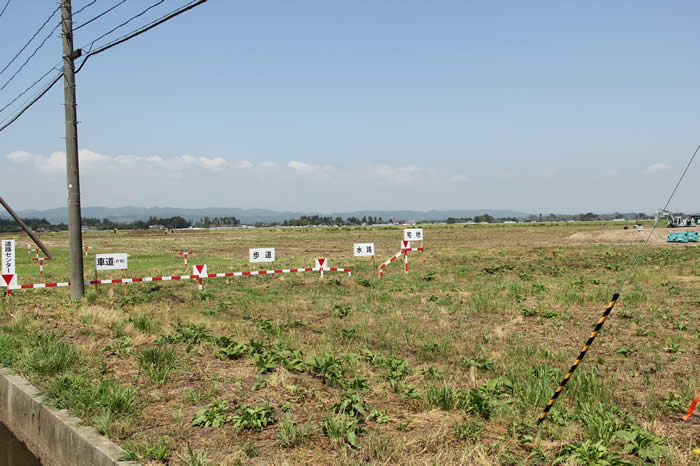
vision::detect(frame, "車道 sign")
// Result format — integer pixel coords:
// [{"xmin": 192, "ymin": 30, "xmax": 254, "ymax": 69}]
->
[
  {"xmin": 95, "ymin": 253, "xmax": 128, "ymax": 271},
  {"xmin": 1, "ymin": 240, "xmax": 17, "ymax": 288},
  {"xmin": 353, "ymin": 243, "xmax": 375, "ymax": 257},
  {"xmin": 403, "ymin": 228, "xmax": 423, "ymax": 241},
  {"xmin": 249, "ymin": 248, "xmax": 275, "ymax": 263}
]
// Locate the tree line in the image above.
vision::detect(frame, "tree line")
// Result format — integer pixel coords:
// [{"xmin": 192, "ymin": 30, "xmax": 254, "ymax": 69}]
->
[{"xmin": 282, "ymin": 215, "xmax": 387, "ymax": 226}]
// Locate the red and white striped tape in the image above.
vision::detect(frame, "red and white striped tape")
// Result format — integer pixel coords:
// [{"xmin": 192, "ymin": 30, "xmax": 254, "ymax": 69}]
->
[
  {"xmin": 10, "ymin": 266, "xmax": 352, "ymax": 291},
  {"xmin": 379, "ymin": 248, "xmax": 423, "ymax": 277}
]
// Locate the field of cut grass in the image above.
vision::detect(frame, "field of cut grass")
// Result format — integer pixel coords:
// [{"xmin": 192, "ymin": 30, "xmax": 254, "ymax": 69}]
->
[{"xmin": 0, "ymin": 222, "xmax": 698, "ymax": 465}]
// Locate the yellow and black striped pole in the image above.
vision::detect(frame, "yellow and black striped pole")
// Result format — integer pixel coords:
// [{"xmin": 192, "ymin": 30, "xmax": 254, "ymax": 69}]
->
[{"xmin": 536, "ymin": 292, "xmax": 620, "ymax": 425}]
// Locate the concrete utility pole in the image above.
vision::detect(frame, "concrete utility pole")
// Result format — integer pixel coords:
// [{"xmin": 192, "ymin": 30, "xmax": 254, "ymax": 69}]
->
[{"xmin": 61, "ymin": 0, "xmax": 84, "ymax": 298}]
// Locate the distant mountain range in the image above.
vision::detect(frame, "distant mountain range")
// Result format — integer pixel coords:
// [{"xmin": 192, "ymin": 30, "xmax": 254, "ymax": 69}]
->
[{"xmin": 1, "ymin": 206, "xmax": 533, "ymax": 224}]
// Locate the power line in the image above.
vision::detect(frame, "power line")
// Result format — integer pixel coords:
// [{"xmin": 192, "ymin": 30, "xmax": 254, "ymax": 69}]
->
[
  {"xmin": 0, "ymin": 0, "xmax": 11, "ymax": 19},
  {"xmin": 0, "ymin": 62, "xmax": 61, "ymax": 114},
  {"xmin": 0, "ymin": 6, "xmax": 59, "ymax": 78},
  {"xmin": 0, "ymin": 72, "xmax": 61, "ymax": 133},
  {"xmin": 75, "ymin": 0, "xmax": 128, "ymax": 31},
  {"xmin": 0, "ymin": 20, "xmax": 61, "ymax": 93},
  {"xmin": 81, "ymin": 0, "xmax": 166, "ymax": 54},
  {"xmin": 77, "ymin": 0, "xmax": 207, "ymax": 74},
  {"xmin": 72, "ymin": 0, "xmax": 97, "ymax": 17},
  {"xmin": 0, "ymin": 0, "xmax": 206, "ymax": 136}
]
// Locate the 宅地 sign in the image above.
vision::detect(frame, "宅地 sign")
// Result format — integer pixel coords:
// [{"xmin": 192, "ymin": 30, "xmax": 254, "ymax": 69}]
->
[
  {"xmin": 250, "ymin": 248, "xmax": 275, "ymax": 263},
  {"xmin": 353, "ymin": 243, "xmax": 375, "ymax": 257},
  {"xmin": 403, "ymin": 228, "xmax": 423, "ymax": 241},
  {"xmin": 1, "ymin": 240, "xmax": 17, "ymax": 288},
  {"xmin": 95, "ymin": 253, "xmax": 128, "ymax": 271}
]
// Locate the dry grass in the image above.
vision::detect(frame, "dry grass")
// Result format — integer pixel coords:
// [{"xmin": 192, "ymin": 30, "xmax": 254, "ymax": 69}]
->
[{"xmin": 0, "ymin": 222, "xmax": 698, "ymax": 464}]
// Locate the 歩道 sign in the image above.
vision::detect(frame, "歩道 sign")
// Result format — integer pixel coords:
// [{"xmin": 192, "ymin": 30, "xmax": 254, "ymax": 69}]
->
[
  {"xmin": 95, "ymin": 253, "xmax": 128, "ymax": 271},
  {"xmin": 250, "ymin": 248, "xmax": 275, "ymax": 263}
]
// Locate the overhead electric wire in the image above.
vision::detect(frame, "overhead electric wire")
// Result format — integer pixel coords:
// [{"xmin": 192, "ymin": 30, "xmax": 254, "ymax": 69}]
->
[
  {"xmin": 0, "ymin": 20, "xmax": 61, "ymax": 93},
  {"xmin": 0, "ymin": 0, "xmax": 11, "ymax": 19},
  {"xmin": 72, "ymin": 0, "xmax": 98, "ymax": 17},
  {"xmin": 76, "ymin": 0, "xmax": 207, "ymax": 74},
  {"xmin": 81, "ymin": 0, "xmax": 166, "ymax": 54},
  {"xmin": 0, "ymin": 71, "xmax": 61, "ymax": 133},
  {"xmin": 0, "ymin": 5, "xmax": 59, "ymax": 78},
  {"xmin": 0, "ymin": 62, "xmax": 61, "ymax": 114},
  {"xmin": 0, "ymin": 0, "xmax": 206, "ymax": 136},
  {"xmin": 75, "ymin": 0, "xmax": 128, "ymax": 31}
]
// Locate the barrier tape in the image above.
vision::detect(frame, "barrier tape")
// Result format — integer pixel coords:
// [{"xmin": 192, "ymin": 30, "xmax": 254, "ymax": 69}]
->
[
  {"xmin": 379, "ymin": 248, "xmax": 423, "ymax": 277},
  {"xmin": 537, "ymin": 293, "xmax": 620, "ymax": 425},
  {"xmin": 10, "ymin": 266, "xmax": 352, "ymax": 291}
]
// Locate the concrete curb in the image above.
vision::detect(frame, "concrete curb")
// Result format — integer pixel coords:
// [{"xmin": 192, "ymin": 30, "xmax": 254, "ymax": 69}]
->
[{"xmin": 0, "ymin": 368, "xmax": 138, "ymax": 466}]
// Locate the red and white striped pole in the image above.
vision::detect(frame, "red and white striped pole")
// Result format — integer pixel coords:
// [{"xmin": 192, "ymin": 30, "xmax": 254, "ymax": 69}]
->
[
  {"xmin": 84, "ymin": 246, "xmax": 89, "ymax": 256},
  {"xmin": 26, "ymin": 243, "xmax": 33, "ymax": 254},
  {"xmin": 32, "ymin": 257, "xmax": 49, "ymax": 276},
  {"xmin": 404, "ymin": 249, "xmax": 408, "ymax": 273},
  {"xmin": 34, "ymin": 248, "xmax": 39, "ymax": 259},
  {"xmin": 178, "ymin": 251, "xmax": 192, "ymax": 268}
]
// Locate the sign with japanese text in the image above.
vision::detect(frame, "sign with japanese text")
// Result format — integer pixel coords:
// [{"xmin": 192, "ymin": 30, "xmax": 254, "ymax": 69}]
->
[
  {"xmin": 403, "ymin": 228, "xmax": 423, "ymax": 241},
  {"xmin": 1, "ymin": 240, "xmax": 16, "ymax": 288},
  {"xmin": 353, "ymin": 243, "xmax": 375, "ymax": 257},
  {"xmin": 249, "ymin": 248, "xmax": 275, "ymax": 263},
  {"xmin": 95, "ymin": 253, "xmax": 128, "ymax": 271}
]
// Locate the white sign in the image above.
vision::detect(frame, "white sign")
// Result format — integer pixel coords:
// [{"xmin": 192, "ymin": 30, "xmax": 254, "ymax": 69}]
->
[
  {"xmin": 95, "ymin": 253, "xmax": 128, "ymax": 271},
  {"xmin": 404, "ymin": 228, "xmax": 423, "ymax": 241},
  {"xmin": 1, "ymin": 240, "xmax": 16, "ymax": 288},
  {"xmin": 353, "ymin": 243, "xmax": 375, "ymax": 257},
  {"xmin": 315, "ymin": 258, "xmax": 328, "ymax": 269},
  {"xmin": 249, "ymin": 248, "xmax": 275, "ymax": 263},
  {"xmin": 193, "ymin": 264, "xmax": 208, "ymax": 278}
]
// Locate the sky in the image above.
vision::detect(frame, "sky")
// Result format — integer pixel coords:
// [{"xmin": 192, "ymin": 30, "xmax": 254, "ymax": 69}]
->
[{"xmin": 1, "ymin": 1, "xmax": 698, "ymax": 214}]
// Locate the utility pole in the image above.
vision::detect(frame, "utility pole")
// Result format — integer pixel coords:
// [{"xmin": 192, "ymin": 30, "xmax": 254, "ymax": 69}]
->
[{"xmin": 61, "ymin": 0, "xmax": 84, "ymax": 298}]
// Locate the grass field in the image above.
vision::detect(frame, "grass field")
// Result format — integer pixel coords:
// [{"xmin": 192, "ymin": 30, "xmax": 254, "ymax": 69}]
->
[{"xmin": 0, "ymin": 222, "xmax": 698, "ymax": 465}]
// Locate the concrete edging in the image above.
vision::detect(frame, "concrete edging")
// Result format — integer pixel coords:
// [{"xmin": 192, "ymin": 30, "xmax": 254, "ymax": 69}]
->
[{"xmin": 0, "ymin": 368, "xmax": 138, "ymax": 466}]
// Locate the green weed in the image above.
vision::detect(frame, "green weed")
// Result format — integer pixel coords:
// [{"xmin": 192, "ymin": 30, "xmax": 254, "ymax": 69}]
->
[
  {"xmin": 135, "ymin": 346, "xmax": 177, "ymax": 385},
  {"xmin": 191, "ymin": 400, "xmax": 231, "ymax": 428}
]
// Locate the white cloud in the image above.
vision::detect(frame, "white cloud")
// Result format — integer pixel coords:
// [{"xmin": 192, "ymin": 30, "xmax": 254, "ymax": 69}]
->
[
  {"xmin": 646, "ymin": 163, "xmax": 670, "ymax": 174},
  {"xmin": 370, "ymin": 164, "xmax": 426, "ymax": 184},
  {"xmin": 7, "ymin": 151, "xmax": 32, "ymax": 162},
  {"xmin": 235, "ymin": 160, "xmax": 253, "ymax": 169},
  {"xmin": 200, "ymin": 157, "xmax": 226, "ymax": 169},
  {"xmin": 5, "ymin": 149, "xmax": 698, "ymax": 213},
  {"xmin": 287, "ymin": 160, "xmax": 336, "ymax": 176}
]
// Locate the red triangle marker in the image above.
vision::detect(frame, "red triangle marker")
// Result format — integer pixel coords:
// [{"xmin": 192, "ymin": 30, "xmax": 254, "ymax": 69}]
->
[
  {"xmin": 1, "ymin": 274, "xmax": 14, "ymax": 286},
  {"xmin": 318, "ymin": 258, "xmax": 325, "ymax": 266},
  {"xmin": 195, "ymin": 265, "xmax": 204, "ymax": 274},
  {"xmin": 403, "ymin": 241, "xmax": 409, "ymax": 248}
]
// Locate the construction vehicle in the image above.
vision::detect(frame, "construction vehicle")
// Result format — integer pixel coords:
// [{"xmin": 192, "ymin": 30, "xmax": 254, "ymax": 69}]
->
[{"xmin": 655, "ymin": 209, "xmax": 698, "ymax": 228}]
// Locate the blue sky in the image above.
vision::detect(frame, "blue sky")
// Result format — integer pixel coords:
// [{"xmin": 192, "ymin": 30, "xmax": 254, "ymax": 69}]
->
[{"xmin": 1, "ymin": 1, "xmax": 698, "ymax": 213}]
